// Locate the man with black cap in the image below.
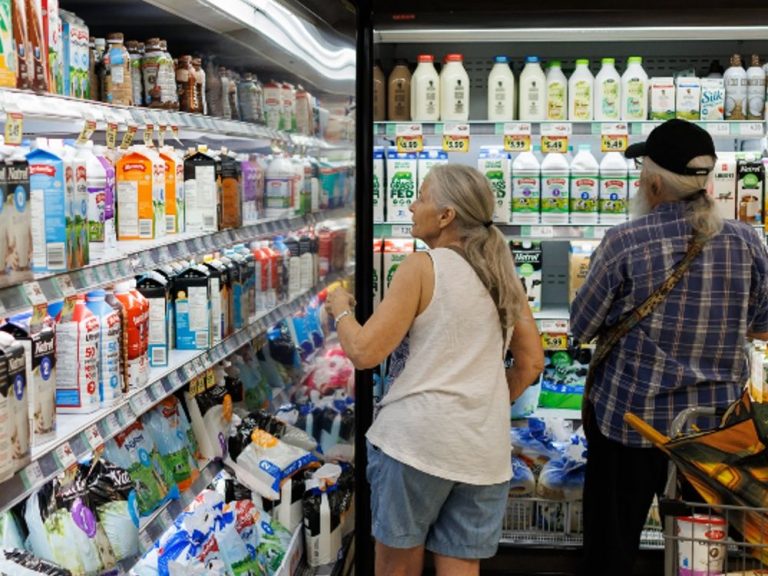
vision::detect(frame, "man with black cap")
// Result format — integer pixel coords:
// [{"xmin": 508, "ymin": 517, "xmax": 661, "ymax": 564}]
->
[{"xmin": 571, "ymin": 119, "xmax": 768, "ymax": 575}]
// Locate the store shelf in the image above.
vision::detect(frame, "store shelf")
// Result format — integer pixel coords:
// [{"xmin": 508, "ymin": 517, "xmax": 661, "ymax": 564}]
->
[
  {"xmin": 0, "ymin": 265, "xmax": 354, "ymax": 515},
  {"xmin": 534, "ymin": 307, "xmax": 570, "ymax": 321},
  {"xmin": 374, "ymin": 222, "xmax": 612, "ymax": 240},
  {"xmin": 0, "ymin": 88, "xmax": 352, "ymax": 151},
  {"xmin": 0, "ymin": 207, "xmax": 352, "ymax": 318},
  {"xmin": 374, "ymin": 120, "xmax": 766, "ymax": 139}
]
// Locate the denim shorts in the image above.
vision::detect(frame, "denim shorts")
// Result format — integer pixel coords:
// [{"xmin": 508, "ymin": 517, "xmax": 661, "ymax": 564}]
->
[{"xmin": 366, "ymin": 441, "xmax": 508, "ymax": 559}]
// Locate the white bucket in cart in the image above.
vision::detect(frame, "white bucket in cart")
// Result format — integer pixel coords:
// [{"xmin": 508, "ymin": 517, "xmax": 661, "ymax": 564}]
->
[{"xmin": 676, "ymin": 514, "xmax": 727, "ymax": 576}]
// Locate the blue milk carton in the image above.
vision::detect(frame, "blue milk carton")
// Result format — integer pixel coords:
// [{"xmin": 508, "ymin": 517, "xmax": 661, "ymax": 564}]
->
[
  {"xmin": 135, "ymin": 271, "xmax": 170, "ymax": 367},
  {"xmin": 173, "ymin": 265, "xmax": 211, "ymax": 350},
  {"xmin": 27, "ymin": 147, "xmax": 69, "ymax": 273}
]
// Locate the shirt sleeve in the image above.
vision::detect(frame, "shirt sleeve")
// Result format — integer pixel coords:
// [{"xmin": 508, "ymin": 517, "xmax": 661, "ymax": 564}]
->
[
  {"xmin": 749, "ymin": 231, "xmax": 768, "ymax": 333},
  {"xmin": 570, "ymin": 238, "xmax": 620, "ymax": 344}
]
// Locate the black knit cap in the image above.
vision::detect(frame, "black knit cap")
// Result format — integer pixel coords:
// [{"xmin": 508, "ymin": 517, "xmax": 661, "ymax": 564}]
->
[{"xmin": 625, "ymin": 119, "xmax": 716, "ymax": 176}]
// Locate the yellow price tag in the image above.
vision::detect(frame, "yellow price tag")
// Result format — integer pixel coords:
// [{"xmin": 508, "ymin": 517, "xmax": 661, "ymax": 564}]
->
[
  {"xmin": 541, "ymin": 332, "xmax": 568, "ymax": 350},
  {"xmin": 503, "ymin": 134, "xmax": 531, "ymax": 153},
  {"xmin": 120, "ymin": 125, "xmax": 138, "ymax": 150},
  {"xmin": 75, "ymin": 119, "xmax": 98, "ymax": 145},
  {"xmin": 601, "ymin": 134, "xmax": 628, "ymax": 153},
  {"xmin": 106, "ymin": 122, "xmax": 118, "ymax": 150},
  {"xmin": 396, "ymin": 135, "xmax": 423, "ymax": 153},
  {"xmin": 541, "ymin": 135, "xmax": 568, "ymax": 154},
  {"xmin": 4, "ymin": 111, "xmax": 23, "ymax": 146},
  {"xmin": 143, "ymin": 123, "xmax": 154, "ymax": 147},
  {"xmin": 442, "ymin": 134, "xmax": 470, "ymax": 153},
  {"xmin": 158, "ymin": 124, "xmax": 166, "ymax": 148}
]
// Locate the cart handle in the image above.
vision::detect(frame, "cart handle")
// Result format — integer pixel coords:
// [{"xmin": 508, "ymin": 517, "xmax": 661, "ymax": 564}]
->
[{"xmin": 669, "ymin": 406, "xmax": 721, "ymax": 437}]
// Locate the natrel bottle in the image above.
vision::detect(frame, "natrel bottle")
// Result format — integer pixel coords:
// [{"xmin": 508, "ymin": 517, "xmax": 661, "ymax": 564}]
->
[
  {"xmin": 411, "ymin": 54, "xmax": 440, "ymax": 122},
  {"xmin": 440, "ymin": 54, "xmax": 470, "ymax": 122},
  {"xmin": 519, "ymin": 56, "xmax": 546, "ymax": 121},
  {"xmin": 487, "ymin": 56, "xmax": 515, "ymax": 121}
]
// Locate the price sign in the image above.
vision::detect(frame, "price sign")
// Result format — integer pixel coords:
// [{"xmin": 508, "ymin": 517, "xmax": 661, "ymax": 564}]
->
[
  {"xmin": 503, "ymin": 123, "xmax": 532, "ymax": 153},
  {"xmin": 143, "ymin": 123, "xmax": 155, "ymax": 147},
  {"xmin": 105, "ymin": 412, "xmax": 121, "ymax": 435},
  {"xmin": 540, "ymin": 319, "xmax": 569, "ymax": 333},
  {"xmin": 120, "ymin": 125, "xmax": 138, "ymax": 150},
  {"xmin": 702, "ymin": 122, "xmax": 730, "ymax": 138},
  {"xmin": 83, "ymin": 425, "xmax": 104, "ymax": 451},
  {"xmin": 541, "ymin": 332, "xmax": 569, "ymax": 350},
  {"xmin": 57, "ymin": 275, "xmax": 77, "ymax": 297},
  {"xmin": 24, "ymin": 281, "xmax": 47, "ymax": 305},
  {"xmin": 441, "ymin": 123, "xmax": 470, "ymax": 153},
  {"xmin": 640, "ymin": 122, "xmax": 661, "ymax": 136},
  {"xmin": 106, "ymin": 121, "xmax": 119, "ymax": 150},
  {"xmin": 4, "ymin": 111, "xmax": 23, "ymax": 145},
  {"xmin": 739, "ymin": 122, "xmax": 764, "ymax": 137},
  {"xmin": 541, "ymin": 136, "xmax": 568, "ymax": 153},
  {"xmin": 158, "ymin": 124, "xmax": 167, "ymax": 147},
  {"xmin": 75, "ymin": 118, "xmax": 98, "ymax": 145},
  {"xmin": 391, "ymin": 224, "xmax": 413, "ymax": 238},
  {"xmin": 20, "ymin": 461, "xmax": 45, "ymax": 489},
  {"xmin": 395, "ymin": 123, "xmax": 423, "ymax": 154},
  {"xmin": 130, "ymin": 390, "xmax": 153, "ymax": 414},
  {"xmin": 530, "ymin": 226, "xmax": 554, "ymax": 238},
  {"xmin": 54, "ymin": 442, "xmax": 77, "ymax": 470},
  {"xmin": 600, "ymin": 122, "xmax": 629, "ymax": 153}
]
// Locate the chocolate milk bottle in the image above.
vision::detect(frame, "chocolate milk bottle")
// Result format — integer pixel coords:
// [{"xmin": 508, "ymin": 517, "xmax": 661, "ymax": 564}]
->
[
  {"xmin": 373, "ymin": 60, "xmax": 386, "ymax": 121},
  {"xmin": 387, "ymin": 59, "xmax": 411, "ymax": 121}
]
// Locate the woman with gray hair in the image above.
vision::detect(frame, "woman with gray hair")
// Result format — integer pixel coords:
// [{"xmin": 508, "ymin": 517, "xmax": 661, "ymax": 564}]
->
[
  {"xmin": 326, "ymin": 163, "xmax": 544, "ymax": 576},
  {"xmin": 572, "ymin": 119, "xmax": 768, "ymax": 576}
]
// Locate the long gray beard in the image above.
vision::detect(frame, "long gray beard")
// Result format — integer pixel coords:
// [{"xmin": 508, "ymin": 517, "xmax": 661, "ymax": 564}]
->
[{"xmin": 630, "ymin": 185, "xmax": 653, "ymax": 219}]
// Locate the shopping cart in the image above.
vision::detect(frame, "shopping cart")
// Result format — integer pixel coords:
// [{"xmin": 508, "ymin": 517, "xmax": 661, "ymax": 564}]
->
[{"xmin": 626, "ymin": 403, "xmax": 768, "ymax": 576}]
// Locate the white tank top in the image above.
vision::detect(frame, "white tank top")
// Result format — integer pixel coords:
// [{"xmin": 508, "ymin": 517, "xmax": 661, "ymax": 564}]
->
[{"xmin": 366, "ymin": 248, "xmax": 512, "ymax": 485}]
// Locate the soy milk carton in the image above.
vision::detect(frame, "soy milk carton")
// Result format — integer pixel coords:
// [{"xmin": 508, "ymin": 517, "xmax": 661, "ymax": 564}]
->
[
  {"xmin": 417, "ymin": 147, "xmax": 448, "ymax": 192},
  {"xmin": 383, "ymin": 239, "xmax": 414, "ymax": 291},
  {"xmin": 386, "ymin": 150, "xmax": 417, "ymax": 223},
  {"xmin": 1, "ymin": 307, "xmax": 56, "ymax": 447},
  {"xmin": 55, "ymin": 296, "xmax": 100, "ymax": 414},
  {"xmin": 0, "ymin": 333, "xmax": 30, "ymax": 471},
  {"xmin": 477, "ymin": 147, "xmax": 511, "ymax": 224},
  {"xmin": 700, "ymin": 78, "xmax": 725, "ymax": 121},
  {"xmin": 27, "ymin": 146, "xmax": 69, "ymax": 273},
  {"xmin": 372, "ymin": 147, "xmax": 384, "ymax": 222}
]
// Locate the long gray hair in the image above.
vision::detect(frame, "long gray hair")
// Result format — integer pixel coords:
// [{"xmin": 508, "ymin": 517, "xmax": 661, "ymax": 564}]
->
[
  {"xmin": 642, "ymin": 155, "xmax": 722, "ymax": 238},
  {"xmin": 424, "ymin": 163, "xmax": 526, "ymax": 331}
]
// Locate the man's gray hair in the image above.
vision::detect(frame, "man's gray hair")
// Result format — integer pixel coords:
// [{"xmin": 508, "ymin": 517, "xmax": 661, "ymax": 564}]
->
[{"xmin": 642, "ymin": 155, "xmax": 723, "ymax": 238}]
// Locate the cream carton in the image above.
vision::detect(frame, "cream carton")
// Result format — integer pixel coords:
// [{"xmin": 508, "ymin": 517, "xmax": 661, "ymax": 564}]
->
[
  {"xmin": 386, "ymin": 150, "xmax": 417, "ymax": 223},
  {"xmin": 737, "ymin": 158, "xmax": 764, "ymax": 224},
  {"xmin": 478, "ymin": 147, "xmax": 512, "ymax": 224},
  {"xmin": 712, "ymin": 154, "xmax": 737, "ymax": 220},
  {"xmin": 373, "ymin": 147, "xmax": 385, "ymax": 222},
  {"xmin": 511, "ymin": 240, "xmax": 542, "ymax": 312},
  {"xmin": 650, "ymin": 77, "xmax": 676, "ymax": 120},
  {"xmin": 383, "ymin": 238, "xmax": 414, "ymax": 291},
  {"xmin": 700, "ymin": 78, "xmax": 725, "ymax": 121},
  {"xmin": 417, "ymin": 147, "xmax": 448, "ymax": 192},
  {"xmin": 675, "ymin": 77, "xmax": 701, "ymax": 120}
]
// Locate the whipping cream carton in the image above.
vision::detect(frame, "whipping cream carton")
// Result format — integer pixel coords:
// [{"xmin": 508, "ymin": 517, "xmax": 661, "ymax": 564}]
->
[
  {"xmin": 700, "ymin": 78, "xmax": 725, "ymax": 121},
  {"xmin": 650, "ymin": 77, "xmax": 676, "ymax": 120},
  {"xmin": 737, "ymin": 157, "xmax": 764, "ymax": 224},
  {"xmin": 478, "ymin": 147, "xmax": 512, "ymax": 224},
  {"xmin": 386, "ymin": 150, "xmax": 417, "ymax": 223},
  {"xmin": 0, "ymin": 334, "xmax": 30, "ymax": 471},
  {"xmin": 0, "ymin": 154, "xmax": 33, "ymax": 286},
  {"xmin": 675, "ymin": 77, "xmax": 701, "ymax": 120}
]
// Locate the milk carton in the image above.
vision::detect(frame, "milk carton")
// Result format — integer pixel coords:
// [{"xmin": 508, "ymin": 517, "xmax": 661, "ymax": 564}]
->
[
  {"xmin": 241, "ymin": 155, "xmax": 262, "ymax": 226},
  {"xmin": 477, "ymin": 147, "xmax": 511, "ymax": 224},
  {"xmin": 0, "ymin": 346, "xmax": 13, "ymax": 482},
  {"xmin": 511, "ymin": 240, "xmax": 542, "ymax": 312},
  {"xmin": 700, "ymin": 78, "xmax": 725, "ymax": 121},
  {"xmin": 27, "ymin": 146, "xmax": 69, "ymax": 273},
  {"xmin": 135, "ymin": 271, "xmax": 170, "ymax": 368},
  {"xmin": 116, "ymin": 149, "xmax": 161, "ymax": 240},
  {"xmin": 417, "ymin": 147, "xmax": 448, "ymax": 192},
  {"xmin": 159, "ymin": 148, "xmax": 182, "ymax": 235},
  {"xmin": 184, "ymin": 149, "xmax": 218, "ymax": 232},
  {"xmin": 372, "ymin": 147, "xmax": 385, "ymax": 222},
  {"xmin": 386, "ymin": 150, "xmax": 417, "ymax": 223},
  {"xmin": 713, "ymin": 154, "xmax": 737, "ymax": 219},
  {"xmin": 675, "ymin": 77, "xmax": 701, "ymax": 120},
  {"xmin": 1, "ymin": 306, "xmax": 56, "ymax": 447},
  {"xmin": 55, "ymin": 296, "xmax": 100, "ymax": 414},
  {"xmin": 650, "ymin": 77, "xmax": 676, "ymax": 120},
  {"xmin": 511, "ymin": 151, "xmax": 541, "ymax": 224},
  {"xmin": 85, "ymin": 290, "xmax": 122, "ymax": 407},
  {"xmin": 373, "ymin": 238, "xmax": 383, "ymax": 310},
  {"xmin": 43, "ymin": 0, "xmax": 63, "ymax": 95},
  {"xmin": 383, "ymin": 239, "xmax": 414, "ymax": 290},
  {"xmin": 737, "ymin": 158, "xmax": 764, "ymax": 224},
  {"xmin": 0, "ymin": 333, "xmax": 30, "ymax": 471},
  {"xmin": 0, "ymin": 152, "xmax": 32, "ymax": 286},
  {"xmin": 174, "ymin": 265, "xmax": 211, "ymax": 350}
]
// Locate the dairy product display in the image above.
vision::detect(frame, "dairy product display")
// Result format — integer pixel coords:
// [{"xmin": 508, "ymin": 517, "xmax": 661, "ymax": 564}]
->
[
  {"xmin": 540, "ymin": 153, "xmax": 570, "ymax": 224},
  {"xmin": 594, "ymin": 58, "xmax": 621, "ymax": 121},
  {"xmin": 519, "ymin": 56, "xmax": 546, "ymax": 121},
  {"xmin": 440, "ymin": 53, "xmax": 470, "ymax": 122},
  {"xmin": 570, "ymin": 145, "xmax": 600, "ymax": 224},
  {"xmin": 675, "ymin": 77, "xmax": 701, "ymax": 121},
  {"xmin": 487, "ymin": 55, "xmax": 515, "ymax": 121},
  {"xmin": 599, "ymin": 152, "xmax": 629, "ymax": 224},
  {"xmin": 477, "ymin": 147, "xmax": 511, "ymax": 223},
  {"xmin": 724, "ymin": 54, "xmax": 748, "ymax": 120},
  {"xmin": 511, "ymin": 151, "xmax": 541, "ymax": 224},
  {"xmin": 411, "ymin": 54, "xmax": 440, "ymax": 122},
  {"xmin": 545, "ymin": 61, "xmax": 567, "ymax": 121},
  {"xmin": 621, "ymin": 56, "xmax": 648, "ymax": 121},
  {"xmin": 568, "ymin": 59, "xmax": 593, "ymax": 121}
]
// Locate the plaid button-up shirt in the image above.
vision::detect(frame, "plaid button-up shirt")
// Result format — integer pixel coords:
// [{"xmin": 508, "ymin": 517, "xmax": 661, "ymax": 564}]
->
[{"xmin": 571, "ymin": 202, "xmax": 768, "ymax": 446}]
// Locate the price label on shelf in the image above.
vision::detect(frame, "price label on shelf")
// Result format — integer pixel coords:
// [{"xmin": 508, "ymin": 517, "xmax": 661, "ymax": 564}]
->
[
  {"xmin": 106, "ymin": 121, "xmax": 119, "ymax": 150},
  {"xmin": 171, "ymin": 124, "xmax": 182, "ymax": 145},
  {"xmin": 159, "ymin": 508, "xmax": 174, "ymax": 529},
  {"xmin": 541, "ymin": 133, "xmax": 569, "ymax": 153},
  {"xmin": 24, "ymin": 281, "xmax": 47, "ymax": 305},
  {"xmin": 143, "ymin": 123, "xmax": 155, "ymax": 147},
  {"xmin": 83, "ymin": 425, "xmax": 104, "ymax": 451},
  {"xmin": 739, "ymin": 122, "xmax": 764, "ymax": 137},
  {"xmin": 157, "ymin": 124, "xmax": 167, "ymax": 147},
  {"xmin": 503, "ymin": 123, "xmax": 532, "ymax": 153},
  {"xmin": 151, "ymin": 381, "xmax": 165, "ymax": 400},
  {"xmin": 139, "ymin": 530, "xmax": 153, "ymax": 552},
  {"xmin": 530, "ymin": 226, "xmax": 554, "ymax": 238},
  {"xmin": 640, "ymin": 122, "xmax": 661, "ymax": 136},
  {"xmin": 391, "ymin": 224, "xmax": 413, "ymax": 238},
  {"xmin": 120, "ymin": 125, "xmax": 138, "ymax": 150},
  {"xmin": 130, "ymin": 390, "xmax": 154, "ymax": 414},
  {"xmin": 20, "ymin": 461, "xmax": 45, "ymax": 489},
  {"xmin": 540, "ymin": 319, "xmax": 569, "ymax": 333},
  {"xmin": 441, "ymin": 123, "xmax": 470, "ymax": 153},
  {"xmin": 4, "ymin": 110, "xmax": 23, "ymax": 146},
  {"xmin": 105, "ymin": 412, "xmax": 121, "ymax": 436},
  {"xmin": 701, "ymin": 122, "xmax": 730, "ymax": 138},
  {"xmin": 75, "ymin": 118, "xmax": 98, "ymax": 145},
  {"xmin": 600, "ymin": 123, "xmax": 629, "ymax": 153},
  {"xmin": 541, "ymin": 332, "xmax": 569, "ymax": 351},
  {"xmin": 54, "ymin": 442, "xmax": 77, "ymax": 470},
  {"xmin": 168, "ymin": 371, "xmax": 182, "ymax": 390},
  {"xmin": 395, "ymin": 123, "xmax": 423, "ymax": 154}
]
